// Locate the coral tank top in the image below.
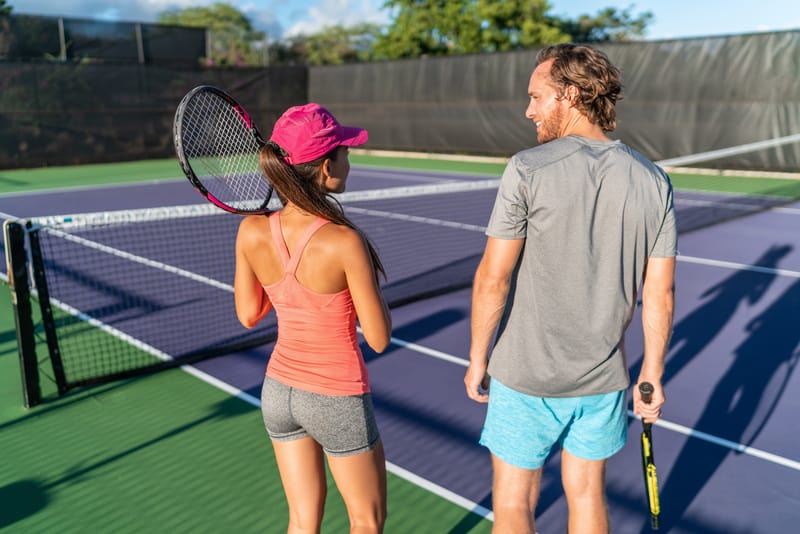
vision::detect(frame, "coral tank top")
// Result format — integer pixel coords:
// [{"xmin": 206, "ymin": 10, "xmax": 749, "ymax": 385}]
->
[{"xmin": 263, "ymin": 212, "xmax": 369, "ymax": 395}]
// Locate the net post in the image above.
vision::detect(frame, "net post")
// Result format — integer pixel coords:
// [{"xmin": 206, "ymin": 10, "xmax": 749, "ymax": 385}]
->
[
  {"xmin": 26, "ymin": 222, "xmax": 69, "ymax": 396},
  {"xmin": 3, "ymin": 220, "xmax": 41, "ymax": 407}
]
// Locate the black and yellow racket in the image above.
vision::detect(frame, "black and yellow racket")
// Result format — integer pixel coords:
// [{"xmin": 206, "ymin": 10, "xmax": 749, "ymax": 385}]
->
[{"xmin": 639, "ymin": 382, "xmax": 661, "ymax": 530}]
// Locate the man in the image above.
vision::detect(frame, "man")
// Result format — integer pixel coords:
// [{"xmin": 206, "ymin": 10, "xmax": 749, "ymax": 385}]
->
[{"xmin": 465, "ymin": 43, "xmax": 676, "ymax": 534}]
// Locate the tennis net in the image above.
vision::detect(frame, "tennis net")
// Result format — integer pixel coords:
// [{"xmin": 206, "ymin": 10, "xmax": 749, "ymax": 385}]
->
[
  {"xmin": 6, "ymin": 136, "xmax": 800, "ymax": 405},
  {"xmin": 657, "ymin": 133, "xmax": 800, "ymax": 233},
  {"xmin": 4, "ymin": 179, "xmax": 498, "ymax": 404}
]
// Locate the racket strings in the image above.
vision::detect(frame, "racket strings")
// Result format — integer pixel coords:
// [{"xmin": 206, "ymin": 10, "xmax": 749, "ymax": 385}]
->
[{"xmin": 180, "ymin": 91, "xmax": 271, "ymax": 211}]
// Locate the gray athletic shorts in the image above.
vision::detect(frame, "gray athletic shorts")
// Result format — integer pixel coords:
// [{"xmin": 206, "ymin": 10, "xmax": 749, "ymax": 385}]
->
[{"xmin": 261, "ymin": 375, "xmax": 380, "ymax": 457}]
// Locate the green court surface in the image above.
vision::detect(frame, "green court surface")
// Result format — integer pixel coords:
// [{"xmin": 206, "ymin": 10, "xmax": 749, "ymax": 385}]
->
[
  {"xmin": 2, "ymin": 153, "xmax": 798, "ymax": 533},
  {"xmin": 2, "ymin": 153, "xmax": 800, "ymax": 199},
  {"xmin": 0, "ymin": 154, "xmax": 505, "ymax": 194},
  {"xmin": 0, "ymin": 288, "xmax": 492, "ymax": 533}
]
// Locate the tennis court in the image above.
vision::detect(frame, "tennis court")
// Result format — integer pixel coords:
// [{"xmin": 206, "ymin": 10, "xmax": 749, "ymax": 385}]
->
[{"xmin": 2, "ymin": 153, "xmax": 800, "ymax": 533}]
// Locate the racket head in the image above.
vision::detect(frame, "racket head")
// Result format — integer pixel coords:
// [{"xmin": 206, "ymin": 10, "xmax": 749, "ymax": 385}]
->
[{"xmin": 173, "ymin": 85, "xmax": 273, "ymax": 214}]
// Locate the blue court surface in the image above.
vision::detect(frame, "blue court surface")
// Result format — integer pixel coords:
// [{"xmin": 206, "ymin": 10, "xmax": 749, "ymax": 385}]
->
[{"xmin": 1, "ymin": 163, "xmax": 799, "ymax": 534}]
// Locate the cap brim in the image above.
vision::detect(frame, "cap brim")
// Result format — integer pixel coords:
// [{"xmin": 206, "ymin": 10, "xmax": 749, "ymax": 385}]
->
[{"xmin": 337, "ymin": 126, "xmax": 368, "ymax": 147}]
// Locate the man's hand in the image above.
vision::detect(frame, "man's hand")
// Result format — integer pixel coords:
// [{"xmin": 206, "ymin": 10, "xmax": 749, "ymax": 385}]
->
[
  {"xmin": 464, "ymin": 362, "xmax": 490, "ymax": 403},
  {"xmin": 633, "ymin": 380, "xmax": 665, "ymax": 424}
]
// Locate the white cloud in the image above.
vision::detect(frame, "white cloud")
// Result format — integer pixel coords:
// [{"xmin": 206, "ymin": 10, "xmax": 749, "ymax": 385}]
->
[
  {"xmin": 14, "ymin": 0, "xmax": 390, "ymax": 39},
  {"xmin": 17, "ymin": 0, "xmax": 226, "ymax": 23},
  {"xmin": 284, "ymin": 0, "xmax": 389, "ymax": 37}
]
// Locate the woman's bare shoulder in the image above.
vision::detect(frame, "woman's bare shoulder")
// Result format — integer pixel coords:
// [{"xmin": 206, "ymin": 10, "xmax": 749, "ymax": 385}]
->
[
  {"xmin": 237, "ymin": 214, "xmax": 271, "ymax": 242},
  {"xmin": 316, "ymin": 222, "xmax": 365, "ymax": 250}
]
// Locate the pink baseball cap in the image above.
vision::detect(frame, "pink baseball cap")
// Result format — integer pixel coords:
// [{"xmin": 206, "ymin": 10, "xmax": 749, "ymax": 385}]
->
[{"xmin": 269, "ymin": 103, "xmax": 368, "ymax": 165}]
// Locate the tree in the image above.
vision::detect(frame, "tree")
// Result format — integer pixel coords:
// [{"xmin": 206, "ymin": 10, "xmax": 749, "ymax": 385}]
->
[
  {"xmin": 371, "ymin": 0, "xmax": 570, "ymax": 60},
  {"xmin": 284, "ymin": 23, "xmax": 381, "ymax": 65},
  {"xmin": 367, "ymin": 0, "xmax": 652, "ymax": 61},
  {"xmin": 552, "ymin": 6, "xmax": 653, "ymax": 43},
  {"xmin": 154, "ymin": 0, "xmax": 653, "ymax": 66},
  {"xmin": 0, "ymin": 0, "xmax": 12, "ymax": 57},
  {"xmin": 158, "ymin": 2, "xmax": 266, "ymax": 66}
]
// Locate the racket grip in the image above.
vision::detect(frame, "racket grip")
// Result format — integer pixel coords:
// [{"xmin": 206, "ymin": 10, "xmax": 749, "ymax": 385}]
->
[
  {"xmin": 651, "ymin": 514, "xmax": 660, "ymax": 530},
  {"xmin": 639, "ymin": 382, "xmax": 654, "ymax": 404}
]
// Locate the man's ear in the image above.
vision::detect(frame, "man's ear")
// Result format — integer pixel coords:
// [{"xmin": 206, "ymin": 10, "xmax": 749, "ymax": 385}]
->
[{"xmin": 564, "ymin": 84, "xmax": 580, "ymax": 106}]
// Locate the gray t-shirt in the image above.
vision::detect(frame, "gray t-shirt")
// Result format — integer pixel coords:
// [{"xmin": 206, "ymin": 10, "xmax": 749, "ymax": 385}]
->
[{"xmin": 485, "ymin": 135, "xmax": 677, "ymax": 397}]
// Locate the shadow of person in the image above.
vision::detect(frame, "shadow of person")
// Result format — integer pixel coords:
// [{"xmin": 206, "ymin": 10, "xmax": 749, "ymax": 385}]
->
[
  {"xmin": 629, "ymin": 244, "xmax": 792, "ymax": 385},
  {"xmin": 644, "ymin": 277, "xmax": 800, "ymax": 533},
  {"xmin": 363, "ymin": 307, "xmax": 467, "ymax": 360},
  {"xmin": 0, "ymin": 479, "xmax": 50, "ymax": 529}
]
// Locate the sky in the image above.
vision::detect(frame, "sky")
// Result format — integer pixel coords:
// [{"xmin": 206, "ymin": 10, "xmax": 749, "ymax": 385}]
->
[{"xmin": 13, "ymin": 0, "xmax": 800, "ymax": 42}]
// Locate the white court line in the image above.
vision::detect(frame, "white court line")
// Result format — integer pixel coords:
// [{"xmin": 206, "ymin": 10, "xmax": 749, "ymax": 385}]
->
[
  {"xmin": 5, "ymin": 192, "xmax": 798, "ymax": 515},
  {"xmin": 2, "ymin": 225, "xmax": 493, "ymax": 519},
  {"xmin": 179, "ymin": 362, "xmax": 495, "ymax": 522},
  {"xmin": 677, "ymin": 255, "xmax": 800, "ymax": 278},
  {"xmin": 676, "ymin": 197, "xmax": 800, "ymax": 215},
  {"xmin": 10, "ymin": 266, "xmax": 493, "ymax": 523},
  {"xmin": 633, "ymin": 414, "xmax": 800, "ymax": 471},
  {"xmin": 0, "ymin": 177, "xmax": 185, "ymax": 198},
  {"xmin": 388, "ymin": 335, "xmax": 800, "ymax": 472},
  {"xmin": 346, "ymin": 207, "xmax": 800, "ymax": 280},
  {"xmin": 350, "ymin": 167, "xmax": 489, "ymax": 184},
  {"xmin": 381, "ymin": 253, "xmax": 800, "ymax": 470}
]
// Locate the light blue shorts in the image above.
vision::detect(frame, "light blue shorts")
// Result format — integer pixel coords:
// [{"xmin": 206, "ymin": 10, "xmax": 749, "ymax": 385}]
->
[{"xmin": 480, "ymin": 379, "xmax": 627, "ymax": 469}]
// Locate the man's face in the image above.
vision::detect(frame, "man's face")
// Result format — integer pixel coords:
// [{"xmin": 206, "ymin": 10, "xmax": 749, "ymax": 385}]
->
[{"xmin": 525, "ymin": 59, "xmax": 567, "ymax": 144}]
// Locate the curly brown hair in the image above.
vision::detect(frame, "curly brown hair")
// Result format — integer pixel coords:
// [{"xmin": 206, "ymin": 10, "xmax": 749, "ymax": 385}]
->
[{"xmin": 535, "ymin": 43, "xmax": 623, "ymax": 132}]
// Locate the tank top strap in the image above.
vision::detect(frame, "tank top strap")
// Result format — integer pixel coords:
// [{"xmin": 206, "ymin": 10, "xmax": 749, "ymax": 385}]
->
[
  {"xmin": 268, "ymin": 212, "xmax": 291, "ymax": 269},
  {"xmin": 285, "ymin": 217, "xmax": 330, "ymax": 273}
]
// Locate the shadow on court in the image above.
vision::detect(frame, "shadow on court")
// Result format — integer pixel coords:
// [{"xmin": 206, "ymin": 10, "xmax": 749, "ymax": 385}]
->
[
  {"xmin": 629, "ymin": 244, "xmax": 793, "ymax": 384},
  {"xmin": 367, "ymin": 307, "xmax": 468, "ymax": 360},
  {"xmin": 446, "ymin": 493, "xmax": 492, "ymax": 534},
  {"xmin": 643, "ymin": 278, "xmax": 800, "ymax": 533},
  {"xmin": 0, "ymin": 479, "xmax": 50, "ymax": 529},
  {"xmin": 0, "ymin": 394, "xmax": 256, "ymax": 529},
  {"xmin": 623, "ymin": 244, "xmax": 796, "ymax": 532}
]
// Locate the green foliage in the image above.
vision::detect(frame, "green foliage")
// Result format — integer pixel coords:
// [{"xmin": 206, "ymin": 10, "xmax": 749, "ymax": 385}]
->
[
  {"xmin": 151, "ymin": 0, "xmax": 653, "ymax": 66},
  {"xmin": 370, "ymin": 0, "xmax": 571, "ymax": 60},
  {"xmin": 0, "ymin": 0, "xmax": 13, "ymax": 59},
  {"xmin": 158, "ymin": 1, "xmax": 266, "ymax": 66},
  {"xmin": 552, "ymin": 5, "xmax": 653, "ymax": 42},
  {"xmin": 317, "ymin": 0, "xmax": 651, "ymax": 63},
  {"xmin": 284, "ymin": 23, "xmax": 382, "ymax": 65}
]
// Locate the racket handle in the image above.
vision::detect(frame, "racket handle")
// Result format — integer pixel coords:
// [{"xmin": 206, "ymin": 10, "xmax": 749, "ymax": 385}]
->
[{"xmin": 639, "ymin": 382, "xmax": 654, "ymax": 404}]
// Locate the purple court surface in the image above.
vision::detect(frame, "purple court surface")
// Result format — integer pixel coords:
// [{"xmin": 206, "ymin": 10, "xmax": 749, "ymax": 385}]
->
[{"xmin": 1, "ymin": 166, "xmax": 798, "ymax": 534}]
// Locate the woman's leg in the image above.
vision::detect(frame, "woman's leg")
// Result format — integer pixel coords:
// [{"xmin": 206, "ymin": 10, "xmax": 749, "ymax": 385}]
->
[
  {"xmin": 272, "ymin": 437, "xmax": 327, "ymax": 534},
  {"xmin": 326, "ymin": 440, "xmax": 388, "ymax": 534}
]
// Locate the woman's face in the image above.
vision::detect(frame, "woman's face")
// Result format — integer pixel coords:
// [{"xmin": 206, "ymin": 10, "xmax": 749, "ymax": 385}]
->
[{"xmin": 320, "ymin": 146, "xmax": 351, "ymax": 194}]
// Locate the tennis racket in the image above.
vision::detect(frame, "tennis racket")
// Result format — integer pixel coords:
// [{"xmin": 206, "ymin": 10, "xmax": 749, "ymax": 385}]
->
[
  {"xmin": 173, "ymin": 85, "xmax": 273, "ymax": 214},
  {"xmin": 639, "ymin": 381, "xmax": 661, "ymax": 530}
]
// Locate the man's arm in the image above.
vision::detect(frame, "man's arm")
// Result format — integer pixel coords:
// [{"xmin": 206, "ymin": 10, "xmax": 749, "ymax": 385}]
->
[
  {"xmin": 634, "ymin": 256, "xmax": 675, "ymax": 422},
  {"xmin": 465, "ymin": 236, "xmax": 524, "ymax": 403}
]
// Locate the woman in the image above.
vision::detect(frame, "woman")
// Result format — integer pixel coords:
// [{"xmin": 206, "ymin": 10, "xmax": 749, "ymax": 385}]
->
[{"xmin": 234, "ymin": 103, "xmax": 392, "ymax": 534}]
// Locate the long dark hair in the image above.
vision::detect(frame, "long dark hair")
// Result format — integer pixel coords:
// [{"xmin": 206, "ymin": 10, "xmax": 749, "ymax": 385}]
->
[{"xmin": 260, "ymin": 141, "xmax": 386, "ymax": 279}]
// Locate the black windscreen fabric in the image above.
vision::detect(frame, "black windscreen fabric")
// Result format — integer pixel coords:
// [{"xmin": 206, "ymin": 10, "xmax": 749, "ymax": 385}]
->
[
  {"xmin": 2, "ymin": 17, "xmax": 799, "ymax": 171},
  {"xmin": 0, "ymin": 62, "xmax": 308, "ymax": 168},
  {"xmin": 311, "ymin": 31, "xmax": 800, "ymax": 172}
]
